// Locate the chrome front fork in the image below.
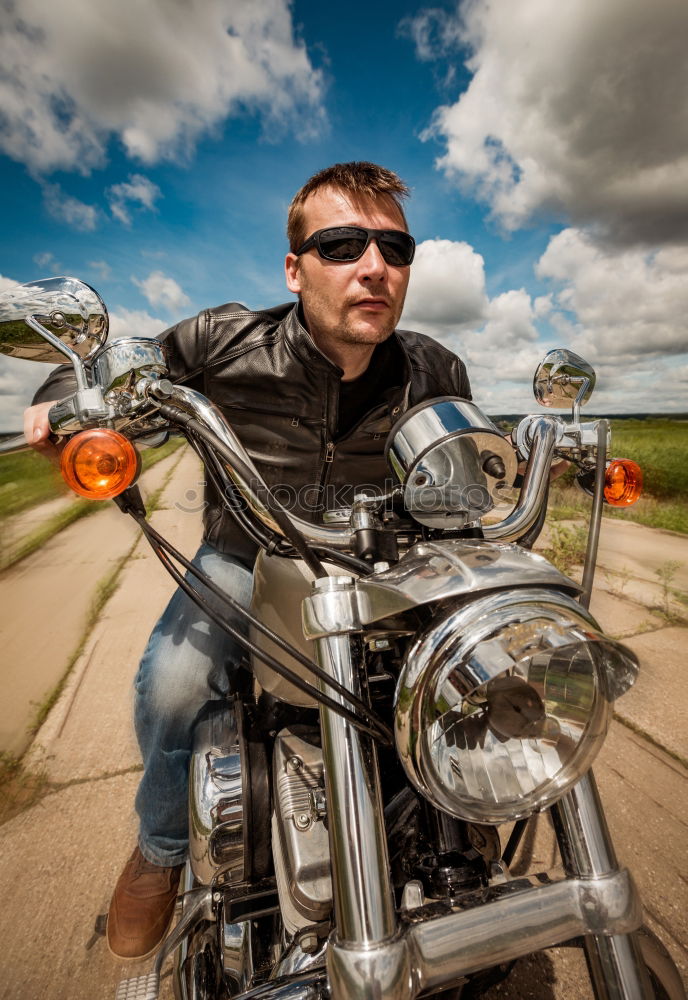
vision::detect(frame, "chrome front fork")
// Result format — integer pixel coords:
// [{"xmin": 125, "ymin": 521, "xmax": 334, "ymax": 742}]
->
[
  {"xmin": 306, "ymin": 577, "xmax": 396, "ymax": 946},
  {"xmin": 303, "ymin": 576, "xmax": 652, "ymax": 1000},
  {"xmin": 552, "ymin": 772, "xmax": 653, "ymax": 999}
]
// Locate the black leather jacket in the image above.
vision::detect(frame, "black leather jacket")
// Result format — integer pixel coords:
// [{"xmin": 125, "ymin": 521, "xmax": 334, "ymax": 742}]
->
[{"xmin": 34, "ymin": 301, "xmax": 471, "ymax": 566}]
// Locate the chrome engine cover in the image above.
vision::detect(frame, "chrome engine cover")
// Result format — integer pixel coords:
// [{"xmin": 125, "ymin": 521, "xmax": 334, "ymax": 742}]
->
[
  {"xmin": 272, "ymin": 727, "xmax": 332, "ymax": 936},
  {"xmin": 188, "ymin": 704, "xmax": 246, "ymax": 886}
]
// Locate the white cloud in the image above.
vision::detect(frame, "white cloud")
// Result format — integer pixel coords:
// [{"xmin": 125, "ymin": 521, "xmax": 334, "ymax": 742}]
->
[
  {"xmin": 398, "ymin": 8, "xmax": 463, "ymax": 63},
  {"xmin": 0, "ymin": 0, "xmax": 325, "ymax": 175},
  {"xmin": 42, "ymin": 183, "xmax": 99, "ymax": 230},
  {"xmin": 108, "ymin": 174, "xmax": 161, "ymax": 226},
  {"xmin": 401, "ymin": 239, "xmax": 544, "ymax": 410},
  {"xmin": 402, "ymin": 238, "xmax": 488, "ymax": 329},
  {"xmin": 0, "ymin": 273, "xmax": 53, "ymax": 428},
  {"xmin": 33, "ymin": 252, "xmax": 61, "ymax": 275},
  {"xmin": 536, "ymin": 228, "xmax": 688, "ymax": 361},
  {"xmin": 88, "ymin": 260, "xmax": 112, "ymax": 281},
  {"xmin": 132, "ymin": 271, "xmax": 190, "ymax": 314},
  {"xmin": 108, "ymin": 307, "xmax": 166, "ymax": 341},
  {"xmin": 416, "ymin": 0, "xmax": 688, "ymax": 243},
  {"xmin": 0, "ymin": 274, "xmax": 21, "ymax": 294}
]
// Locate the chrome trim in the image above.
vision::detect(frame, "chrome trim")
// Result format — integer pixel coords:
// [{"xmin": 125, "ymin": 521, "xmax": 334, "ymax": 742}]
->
[
  {"xmin": 167, "ymin": 385, "xmax": 354, "ymax": 550},
  {"xmin": 553, "ymin": 773, "xmax": 654, "ymax": 998},
  {"xmin": 93, "ymin": 337, "xmax": 168, "ymax": 396},
  {"xmin": 386, "ymin": 398, "xmax": 508, "ymax": 479},
  {"xmin": 325, "ymin": 867, "xmax": 641, "ymax": 1000},
  {"xmin": 355, "ymin": 537, "xmax": 580, "ymax": 624},
  {"xmin": 272, "ymin": 728, "xmax": 332, "ymax": 925},
  {"xmin": 0, "ymin": 434, "xmax": 29, "ymax": 454},
  {"xmin": 393, "ymin": 588, "xmax": 637, "ymax": 823},
  {"xmin": 302, "ymin": 576, "xmax": 362, "ymax": 640},
  {"xmin": 25, "ymin": 313, "xmax": 90, "ymax": 391},
  {"xmin": 188, "ymin": 705, "xmax": 245, "ymax": 886},
  {"xmin": 482, "ymin": 415, "xmax": 557, "ymax": 541},
  {"xmin": 533, "ymin": 348, "xmax": 596, "ymax": 417},
  {"xmin": 222, "ymin": 917, "xmax": 253, "ymax": 994},
  {"xmin": 308, "ymin": 577, "xmax": 396, "ymax": 945},
  {"xmin": 385, "ymin": 398, "xmax": 517, "ymax": 529},
  {"xmin": 148, "ymin": 887, "xmax": 213, "ymax": 1000},
  {"xmin": 271, "ymin": 937, "xmax": 328, "ymax": 980},
  {"xmin": 0, "ymin": 276, "xmax": 108, "ymax": 365},
  {"xmin": 231, "ymin": 971, "xmax": 327, "ymax": 1000},
  {"xmin": 552, "ymin": 771, "xmax": 618, "ymax": 878}
]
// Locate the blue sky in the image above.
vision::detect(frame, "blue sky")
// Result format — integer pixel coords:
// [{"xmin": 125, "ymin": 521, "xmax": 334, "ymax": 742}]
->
[{"xmin": 1, "ymin": 0, "xmax": 687, "ymax": 427}]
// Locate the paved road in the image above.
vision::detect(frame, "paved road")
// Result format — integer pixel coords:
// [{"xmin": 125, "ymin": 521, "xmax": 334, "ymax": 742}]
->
[
  {"xmin": 0, "ymin": 447, "xmax": 189, "ymax": 756},
  {"xmin": 0, "ymin": 457, "xmax": 685, "ymax": 999}
]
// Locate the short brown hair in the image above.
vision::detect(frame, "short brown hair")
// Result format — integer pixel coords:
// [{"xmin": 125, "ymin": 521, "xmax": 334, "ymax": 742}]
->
[{"xmin": 287, "ymin": 161, "xmax": 410, "ymax": 252}]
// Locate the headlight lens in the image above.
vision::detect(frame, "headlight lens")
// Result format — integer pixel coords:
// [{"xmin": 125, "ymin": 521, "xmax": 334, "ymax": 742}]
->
[{"xmin": 395, "ymin": 588, "xmax": 638, "ymax": 823}]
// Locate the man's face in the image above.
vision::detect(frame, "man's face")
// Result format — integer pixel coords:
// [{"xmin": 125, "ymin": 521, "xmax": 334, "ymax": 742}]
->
[{"xmin": 285, "ymin": 186, "xmax": 411, "ymax": 350}]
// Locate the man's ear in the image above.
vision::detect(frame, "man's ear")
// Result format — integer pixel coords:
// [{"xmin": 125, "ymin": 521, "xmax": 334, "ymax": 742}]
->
[{"xmin": 285, "ymin": 253, "xmax": 302, "ymax": 294}]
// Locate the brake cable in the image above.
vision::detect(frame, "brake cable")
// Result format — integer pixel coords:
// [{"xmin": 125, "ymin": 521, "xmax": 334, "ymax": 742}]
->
[{"xmin": 130, "ymin": 512, "xmax": 393, "ymax": 746}]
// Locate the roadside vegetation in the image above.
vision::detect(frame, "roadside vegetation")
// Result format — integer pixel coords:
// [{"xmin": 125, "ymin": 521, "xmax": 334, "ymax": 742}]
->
[
  {"xmin": 547, "ymin": 417, "xmax": 688, "ymax": 535},
  {"xmin": 0, "ymin": 436, "xmax": 185, "ymax": 570},
  {"xmin": 0, "ymin": 443, "xmax": 187, "ymax": 825}
]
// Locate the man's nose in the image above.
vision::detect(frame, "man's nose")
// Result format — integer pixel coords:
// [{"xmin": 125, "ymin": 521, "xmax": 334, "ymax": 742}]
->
[{"xmin": 357, "ymin": 238, "xmax": 388, "ymax": 281}]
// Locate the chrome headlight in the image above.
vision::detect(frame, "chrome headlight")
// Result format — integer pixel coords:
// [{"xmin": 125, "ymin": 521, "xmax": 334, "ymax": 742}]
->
[{"xmin": 395, "ymin": 588, "xmax": 638, "ymax": 823}]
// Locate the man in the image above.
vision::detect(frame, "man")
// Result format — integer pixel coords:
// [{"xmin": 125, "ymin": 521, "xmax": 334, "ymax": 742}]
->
[{"xmin": 24, "ymin": 162, "xmax": 471, "ymax": 959}]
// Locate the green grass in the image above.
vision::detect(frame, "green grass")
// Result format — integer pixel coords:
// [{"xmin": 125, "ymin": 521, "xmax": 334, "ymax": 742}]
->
[
  {"xmin": 0, "ymin": 450, "xmax": 69, "ymax": 518},
  {"xmin": 549, "ymin": 418, "xmax": 688, "ymax": 535},
  {"xmin": 0, "ymin": 435, "xmax": 184, "ymax": 521},
  {"xmin": 610, "ymin": 418, "xmax": 688, "ymax": 500},
  {"xmin": 0, "ymin": 437, "xmax": 186, "ymax": 571}
]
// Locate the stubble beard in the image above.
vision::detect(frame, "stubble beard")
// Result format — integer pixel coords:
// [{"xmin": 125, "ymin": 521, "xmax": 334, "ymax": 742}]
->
[{"xmin": 301, "ymin": 284, "xmax": 404, "ymax": 349}]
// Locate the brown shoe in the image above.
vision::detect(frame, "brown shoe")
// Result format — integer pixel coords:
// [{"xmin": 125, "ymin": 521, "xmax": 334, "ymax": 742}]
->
[{"xmin": 107, "ymin": 846, "xmax": 183, "ymax": 960}]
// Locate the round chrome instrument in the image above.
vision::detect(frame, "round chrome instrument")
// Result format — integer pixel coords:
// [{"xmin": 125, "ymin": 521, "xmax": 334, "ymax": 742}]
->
[
  {"xmin": 385, "ymin": 397, "xmax": 517, "ymax": 528},
  {"xmin": 93, "ymin": 337, "xmax": 168, "ymax": 396}
]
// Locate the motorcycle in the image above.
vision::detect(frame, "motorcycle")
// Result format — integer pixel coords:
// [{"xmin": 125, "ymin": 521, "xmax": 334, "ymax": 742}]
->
[{"xmin": 0, "ymin": 277, "xmax": 684, "ymax": 1000}]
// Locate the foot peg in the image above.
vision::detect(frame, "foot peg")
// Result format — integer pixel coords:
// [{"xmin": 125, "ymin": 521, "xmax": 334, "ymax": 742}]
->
[
  {"xmin": 114, "ymin": 971, "xmax": 159, "ymax": 1000},
  {"xmin": 115, "ymin": 887, "xmax": 212, "ymax": 1000}
]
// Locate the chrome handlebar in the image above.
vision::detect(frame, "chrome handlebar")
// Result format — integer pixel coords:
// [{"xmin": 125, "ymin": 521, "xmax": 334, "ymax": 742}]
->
[
  {"xmin": 161, "ymin": 386, "xmax": 565, "ymax": 550},
  {"xmin": 482, "ymin": 417, "xmax": 557, "ymax": 542},
  {"xmin": 162, "ymin": 384, "xmax": 355, "ymax": 551},
  {"xmin": 5, "ymin": 368, "xmax": 582, "ymax": 551}
]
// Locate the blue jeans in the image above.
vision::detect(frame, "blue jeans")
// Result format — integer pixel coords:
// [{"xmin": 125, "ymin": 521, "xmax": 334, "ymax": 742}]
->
[{"xmin": 133, "ymin": 542, "xmax": 253, "ymax": 866}]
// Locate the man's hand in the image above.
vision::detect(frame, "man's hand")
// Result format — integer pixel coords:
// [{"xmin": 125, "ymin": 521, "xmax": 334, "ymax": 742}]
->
[{"xmin": 23, "ymin": 400, "xmax": 61, "ymax": 461}]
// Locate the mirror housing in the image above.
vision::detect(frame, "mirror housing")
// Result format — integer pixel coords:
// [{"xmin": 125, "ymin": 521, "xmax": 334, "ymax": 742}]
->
[
  {"xmin": 533, "ymin": 349, "xmax": 595, "ymax": 415},
  {"xmin": 0, "ymin": 276, "xmax": 108, "ymax": 364}
]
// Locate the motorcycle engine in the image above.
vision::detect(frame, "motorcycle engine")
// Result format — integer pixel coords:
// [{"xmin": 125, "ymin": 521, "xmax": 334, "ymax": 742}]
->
[{"xmin": 272, "ymin": 726, "xmax": 332, "ymax": 937}]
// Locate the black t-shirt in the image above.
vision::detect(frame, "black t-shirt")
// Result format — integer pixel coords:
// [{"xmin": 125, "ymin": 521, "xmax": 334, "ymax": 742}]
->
[{"xmin": 336, "ymin": 338, "xmax": 404, "ymax": 439}]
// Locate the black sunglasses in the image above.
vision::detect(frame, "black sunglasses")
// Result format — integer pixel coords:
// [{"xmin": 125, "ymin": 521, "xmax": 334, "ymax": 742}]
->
[{"xmin": 295, "ymin": 226, "xmax": 416, "ymax": 266}]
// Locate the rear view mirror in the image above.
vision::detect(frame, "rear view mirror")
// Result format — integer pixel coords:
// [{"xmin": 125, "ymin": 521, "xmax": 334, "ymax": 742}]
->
[
  {"xmin": 533, "ymin": 349, "xmax": 595, "ymax": 414},
  {"xmin": 0, "ymin": 276, "xmax": 108, "ymax": 365}
]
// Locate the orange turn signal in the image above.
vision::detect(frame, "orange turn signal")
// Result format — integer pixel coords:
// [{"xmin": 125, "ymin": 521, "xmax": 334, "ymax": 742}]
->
[
  {"xmin": 604, "ymin": 459, "xmax": 643, "ymax": 507},
  {"xmin": 60, "ymin": 428, "xmax": 140, "ymax": 500}
]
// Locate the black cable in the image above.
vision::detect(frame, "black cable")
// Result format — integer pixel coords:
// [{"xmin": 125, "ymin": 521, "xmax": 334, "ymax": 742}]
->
[
  {"xmin": 306, "ymin": 546, "xmax": 375, "ymax": 577},
  {"xmin": 502, "ymin": 818, "xmax": 529, "ymax": 868},
  {"xmin": 140, "ymin": 529, "xmax": 392, "ymax": 745},
  {"xmin": 187, "ymin": 432, "xmax": 278, "ymax": 553},
  {"xmin": 133, "ymin": 514, "xmax": 393, "ymax": 745},
  {"xmin": 157, "ymin": 404, "xmax": 326, "ymax": 578},
  {"xmin": 194, "ymin": 441, "xmax": 374, "ymax": 575},
  {"xmin": 135, "ymin": 513, "xmax": 390, "ymax": 739}
]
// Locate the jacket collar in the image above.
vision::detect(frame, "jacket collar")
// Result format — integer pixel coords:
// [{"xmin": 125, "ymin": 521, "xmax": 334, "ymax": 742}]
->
[{"xmin": 280, "ymin": 301, "xmax": 413, "ymax": 398}]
